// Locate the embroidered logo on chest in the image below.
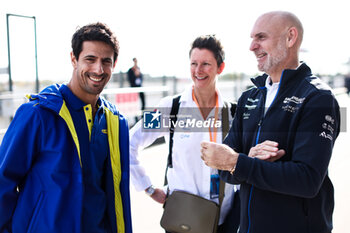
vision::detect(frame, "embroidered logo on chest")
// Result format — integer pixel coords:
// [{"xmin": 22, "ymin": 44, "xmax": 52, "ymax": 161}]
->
[
  {"xmin": 243, "ymin": 98, "xmax": 260, "ymax": 119},
  {"xmin": 282, "ymin": 96, "xmax": 305, "ymax": 113}
]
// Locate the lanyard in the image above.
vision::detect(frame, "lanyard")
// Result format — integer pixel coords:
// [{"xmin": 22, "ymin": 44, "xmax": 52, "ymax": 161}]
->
[{"xmin": 192, "ymin": 89, "xmax": 219, "ymax": 143}]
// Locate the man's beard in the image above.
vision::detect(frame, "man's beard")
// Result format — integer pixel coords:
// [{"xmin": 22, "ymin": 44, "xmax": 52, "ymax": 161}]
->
[{"xmin": 259, "ymin": 40, "xmax": 287, "ymax": 73}]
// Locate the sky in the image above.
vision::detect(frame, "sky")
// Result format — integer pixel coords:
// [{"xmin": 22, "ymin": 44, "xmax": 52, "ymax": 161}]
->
[{"xmin": 1, "ymin": 0, "xmax": 350, "ymax": 85}]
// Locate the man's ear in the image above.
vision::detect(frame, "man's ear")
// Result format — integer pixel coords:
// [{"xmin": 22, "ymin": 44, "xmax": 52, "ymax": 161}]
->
[
  {"xmin": 71, "ymin": 52, "xmax": 77, "ymax": 68},
  {"xmin": 113, "ymin": 58, "xmax": 117, "ymax": 69},
  {"xmin": 218, "ymin": 62, "xmax": 225, "ymax": 74},
  {"xmin": 287, "ymin": 27, "xmax": 298, "ymax": 48}
]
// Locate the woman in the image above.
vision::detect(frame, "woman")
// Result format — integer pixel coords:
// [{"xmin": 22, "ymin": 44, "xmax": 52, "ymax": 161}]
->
[{"xmin": 129, "ymin": 35, "xmax": 239, "ymax": 232}]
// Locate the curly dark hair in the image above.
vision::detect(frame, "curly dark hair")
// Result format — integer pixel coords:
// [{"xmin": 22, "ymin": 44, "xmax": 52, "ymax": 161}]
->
[
  {"xmin": 71, "ymin": 22, "xmax": 119, "ymax": 63},
  {"xmin": 189, "ymin": 35, "xmax": 225, "ymax": 66}
]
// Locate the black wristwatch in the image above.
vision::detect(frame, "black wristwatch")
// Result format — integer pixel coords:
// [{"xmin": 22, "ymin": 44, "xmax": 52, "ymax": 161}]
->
[{"xmin": 145, "ymin": 185, "xmax": 155, "ymax": 196}]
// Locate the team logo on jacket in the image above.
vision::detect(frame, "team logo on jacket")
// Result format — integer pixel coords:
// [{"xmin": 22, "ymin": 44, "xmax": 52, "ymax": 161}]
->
[
  {"xmin": 245, "ymin": 98, "xmax": 259, "ymax": 110},
  {"xmin": 143, "ymin": 110, "xmax": 161, "ymax": 129},
  {"xmin": 283, "ymin": 96, "xmax": 305, "ymax": 104},
  {"xmin": 243, "ymin": 98, "xmax": 259, "ymax": 119},
  {"xmin": 282, "ymin": 96, "xmax": 305, "ymax": 113}
]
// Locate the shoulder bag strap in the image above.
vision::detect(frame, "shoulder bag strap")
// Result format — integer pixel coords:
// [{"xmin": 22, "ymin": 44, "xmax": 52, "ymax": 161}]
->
[
  {"xmin": 164, "ymin": 95, "xmax": 181, "ymax": 186},
  {"xmin": 219, "ymin": 101, "xmax": 230, "ymax": 206}
]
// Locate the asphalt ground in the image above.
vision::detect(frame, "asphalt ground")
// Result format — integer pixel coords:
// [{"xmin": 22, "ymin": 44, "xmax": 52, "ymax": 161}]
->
[{"xmin": 130, "ymin": 93, "xmax": 350, "ymax": 233}]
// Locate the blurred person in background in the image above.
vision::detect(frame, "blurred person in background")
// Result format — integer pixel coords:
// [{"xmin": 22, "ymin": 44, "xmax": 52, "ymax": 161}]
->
[{"xmin": 128, "ymin": 57, "xmax": 146, "ymax": 111}]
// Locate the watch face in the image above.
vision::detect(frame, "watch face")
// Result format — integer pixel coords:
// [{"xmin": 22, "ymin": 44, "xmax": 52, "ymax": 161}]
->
[{"xmin": 146, "ymin": 186, "xmax": 155, "ymax": 195}]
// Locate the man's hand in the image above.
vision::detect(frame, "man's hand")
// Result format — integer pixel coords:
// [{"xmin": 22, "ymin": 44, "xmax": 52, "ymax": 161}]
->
[
  {"xmin": 200, "ymin": 141, "xmax": 239, "ymax": 171},
  {"xmin": 148, "ymin": 188, "xmax": 166, "ymax": 204},
  {"xmin": 248, "ymin": 140, "xmax": 285, "ymax": 162}
]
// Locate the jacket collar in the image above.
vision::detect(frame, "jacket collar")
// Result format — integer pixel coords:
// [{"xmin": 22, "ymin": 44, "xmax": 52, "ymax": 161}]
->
[
  {"xmin": 251, "ymin": 62, "xmax": 312, "ymax": 89},
  {"xmin": 28, "ymin": 83, "xmax": 110, "ymax": 115},
  {"xmin": 60, "ymin": 84, "xmax": 86, "ymax": 111},
  {"xmin": 59, "ymin": 84, "xmax": 103, "ymax": 111},
  {"xmin": 28, "ymin": 83, "xmax": 64, "ymax": 114}
]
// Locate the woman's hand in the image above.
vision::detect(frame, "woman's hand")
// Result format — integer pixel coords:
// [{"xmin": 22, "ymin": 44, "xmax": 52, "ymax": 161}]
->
[{"xmin": 149, "ymin": 188, "xmax": 167, "ymax": 204}]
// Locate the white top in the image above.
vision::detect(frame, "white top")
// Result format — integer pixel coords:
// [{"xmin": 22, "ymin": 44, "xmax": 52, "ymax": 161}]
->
[
  {"xmin": 129, "ymin": 85, "xmax": 238, "ymax": 224},
  {"xmin": 265, "ymin": 76, "xmax": 280, "ymax": 113},
  {"xmin": 265, "ymin": 64, "xmax": 302, "ymax": 111}
]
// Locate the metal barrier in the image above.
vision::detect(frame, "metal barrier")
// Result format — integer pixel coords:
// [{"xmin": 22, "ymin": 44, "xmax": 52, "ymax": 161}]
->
[{"xmin": 1, "ymin": 86, "xmax": 347, "ymax": 143}]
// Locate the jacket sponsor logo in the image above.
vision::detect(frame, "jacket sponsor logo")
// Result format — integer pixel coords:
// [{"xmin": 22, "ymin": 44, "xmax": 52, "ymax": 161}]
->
[
  {"xmin": 319, "ymin": 131, "xmax": 333, "ymax": 141},
  {"xmin": 282, "ymin": 96, "xmax": 304, "ymax": 113},
  {"xmin": 283, "ymin": 96, "xmax": 305, "ymax": 104},
  {"xmin": 325, "ymin": 115, "xmax": 335, "ymax": 124},
  {"xmin": 282, "ymin": 105, "xmax": 299, "ymax": 113},
  {"xmin": 322, "ymin": 123, "xmax": 334, "ymax": 134},
  {"xmin": 247, "ymin": 98, "xmax": 259, "ymax": 103},
  {"xmin": 245, "ymin": 104, "xmax": 257, "ymax": 110},
  {"xmin": 243, "ymin": 113, "xmax": 251, "ymax": 120},
  {"xmin": 245, "ymin": 98, "xmax": 259, "ymax": 111},
  {"xmin": 180, "ymin": 134, "xmax": 190, "ymax": 139},
  {"xmin": 101, "ymin": 129, "xmax": 108, "ymax": 134}
]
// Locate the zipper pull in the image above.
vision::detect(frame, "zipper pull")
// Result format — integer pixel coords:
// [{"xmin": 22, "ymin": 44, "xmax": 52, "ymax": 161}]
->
[{"xmin": 257, "ymin": 119, "xmax": 262, "ymax": 126}]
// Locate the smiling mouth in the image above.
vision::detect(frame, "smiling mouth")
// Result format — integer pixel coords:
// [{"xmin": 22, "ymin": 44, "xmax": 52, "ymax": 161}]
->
[
  {"xmin": 87, "ymin": 73, "xmax": 105, "ymax": 82},
  {"xmin": 89, "ymin": 76, "xmax": 103, "ymax": 82},
  {"xmin": 196, "ymin": 76, "xmax": 208, "ymax": 80},
  {"xmin": 256, "ymin": 53, "xmax": 267, "ymax": 60}
]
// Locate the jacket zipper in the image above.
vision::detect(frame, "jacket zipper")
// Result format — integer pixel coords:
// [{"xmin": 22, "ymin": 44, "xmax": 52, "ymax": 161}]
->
[
  {"xmin": 247, "ymin": 73, "xmax": 284, "ymax": 233},
  {"xmin": 247, "ymin": 119, "xmax": 263, "ymax": 233}
]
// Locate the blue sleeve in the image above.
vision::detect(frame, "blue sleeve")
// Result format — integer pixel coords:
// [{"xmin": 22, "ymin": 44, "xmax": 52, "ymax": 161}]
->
[
  {"xmin": 0, "ymin": 103, "xmax": 42, "ymax": 232},
  {"xmin": 225, "ymin": 93, "xmax": 340, "ymax": 198}
]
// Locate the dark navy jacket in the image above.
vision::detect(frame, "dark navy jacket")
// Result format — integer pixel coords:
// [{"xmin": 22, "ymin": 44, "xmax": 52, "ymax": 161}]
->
[{"xmin": 221, "ymin": 63, "xmax": 340, "ymax": 233}]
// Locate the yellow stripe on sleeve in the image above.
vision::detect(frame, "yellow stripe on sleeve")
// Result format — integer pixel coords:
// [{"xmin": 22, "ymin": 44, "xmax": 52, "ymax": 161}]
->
[{"xmin": 106, "ymin": 109, "xmax": 125, "ymax": 233}]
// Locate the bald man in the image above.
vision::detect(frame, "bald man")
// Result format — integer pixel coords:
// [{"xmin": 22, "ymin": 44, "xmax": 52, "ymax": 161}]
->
[{"xmin": 201, "ymin": 11, "xmax": 340, "ymax": 233}]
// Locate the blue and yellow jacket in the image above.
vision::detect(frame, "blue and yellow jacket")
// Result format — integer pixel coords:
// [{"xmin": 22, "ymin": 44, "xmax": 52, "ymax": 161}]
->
[
  {"xmin": 221, "ymin": 63, "xmax": 340, "ymax": 233},
  {"xmin": 0, "ymin": 84, "xmax": 132, "ymax": 233}
]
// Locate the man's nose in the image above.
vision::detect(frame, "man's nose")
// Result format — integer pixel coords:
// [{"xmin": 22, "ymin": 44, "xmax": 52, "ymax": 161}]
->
[
  {"xmin": 249, "ymin": 40, "xmax": 259, "ymax": 51},
  {"xmin": 92, "ymin": 61, "xmax": 104, "ymax": 74}
]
